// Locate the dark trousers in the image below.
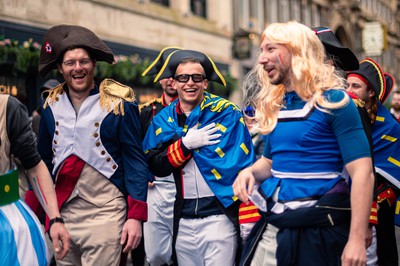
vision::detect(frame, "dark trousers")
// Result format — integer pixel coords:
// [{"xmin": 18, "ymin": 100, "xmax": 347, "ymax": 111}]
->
[{"xmin": 376, "ymin": 200, "xmax": 398, "ymax": 266}]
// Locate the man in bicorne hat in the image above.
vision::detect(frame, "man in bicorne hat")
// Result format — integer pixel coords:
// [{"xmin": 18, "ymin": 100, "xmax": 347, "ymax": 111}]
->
[
  {"xmin": 37, "ymin": 24, "xmax": 149, "ymax": 266},
  {"xmin": 347, "ymin": 59, "xmax": 400, "ymax": 266},
  {"xmin": 139, "ymin": 46, "xmax": 182, "ymax": 266},
  {"xmin": 142, "ymin": 49, "xmax": 256, "ymax": 265}
]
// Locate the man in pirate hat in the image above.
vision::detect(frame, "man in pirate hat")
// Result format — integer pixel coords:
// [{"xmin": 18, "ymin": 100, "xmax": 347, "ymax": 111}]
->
[
  {"xmin": 312, "ymin": 27, "xmax": 359, "ymax": 71},
  {"xmin": 37, "ymin": 24, "xmax": 149, "ymax": 266},
  {"xmin": 139, "ymin": 46, "xmax": 182, "ymax": 266},
  {"xmin": 347, "ymin": 59, "xmax": 400, "ymax": 265},
  {"xmin": 142, "ymin": 49, "xmax": 256, "ymax": 265}
]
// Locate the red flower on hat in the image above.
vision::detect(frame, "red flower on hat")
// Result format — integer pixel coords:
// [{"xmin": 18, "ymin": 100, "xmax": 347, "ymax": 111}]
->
[{"xmin": 44, "ymin": 42, "xmax": 52, "ymax": 54}]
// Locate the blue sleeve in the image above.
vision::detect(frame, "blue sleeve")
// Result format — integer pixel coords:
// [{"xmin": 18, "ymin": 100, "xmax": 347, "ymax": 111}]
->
[
  {"xmin": 328, "ymin": 91, "xmax": 371, "ymax": 164},
  {"xmin": 263, "ymin": 134, "xmax": 272, "ymax": 159},
  {"xmin": 120, "ymin": 101, "xmax": 150, "ymax": 202},
  {"xmin": 37, "ymin": 102, "xmax": 56, "ymax": 177}
]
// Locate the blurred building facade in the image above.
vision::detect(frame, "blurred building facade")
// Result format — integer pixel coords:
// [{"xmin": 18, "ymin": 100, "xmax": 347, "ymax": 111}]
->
[
  {"xmin": 0, "ymin": 0, "xmax": 399, "ymax": 109},
  {"xmin": 232, "ymin": 0, "xmax": 400, "ymax": 103}
]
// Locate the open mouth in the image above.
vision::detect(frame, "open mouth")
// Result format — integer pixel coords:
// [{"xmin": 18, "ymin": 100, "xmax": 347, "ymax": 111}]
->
[{"xmin": 72, "ymin": 74, "xmax": 86, "ymax": 81}]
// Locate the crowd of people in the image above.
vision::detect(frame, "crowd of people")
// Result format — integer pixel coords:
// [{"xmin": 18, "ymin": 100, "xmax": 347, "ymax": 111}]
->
[{"xmin": 1, "ymin": 20, "xmax": 400, "ymax": 266}]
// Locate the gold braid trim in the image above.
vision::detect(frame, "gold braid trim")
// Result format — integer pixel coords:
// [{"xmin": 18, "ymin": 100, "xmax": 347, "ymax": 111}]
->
[
  {"xmin": 139, "ymin": 97, "xmax": 162, "ymax": 112},
  {"xmin": 99, "ymin": 79, "xmax": 136, "ymax": 116},
  {"xmin": 42, "ymin": 83, "xmax": 65, "ymax": 109},
  {"xmin": 351, "ymin": 98, "xmax": 365, "ymax": 108}
]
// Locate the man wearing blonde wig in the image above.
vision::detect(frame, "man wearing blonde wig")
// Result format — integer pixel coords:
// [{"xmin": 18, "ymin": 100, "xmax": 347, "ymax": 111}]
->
[{"xmin": 233, "ymin": 21, "xmax": 374, "ymax": 266}]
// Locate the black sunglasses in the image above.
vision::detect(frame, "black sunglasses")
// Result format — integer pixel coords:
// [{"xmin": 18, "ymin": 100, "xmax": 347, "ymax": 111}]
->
[{"xmin": 175, "ymin": 74, "xmax": 206, "ymax": 83}]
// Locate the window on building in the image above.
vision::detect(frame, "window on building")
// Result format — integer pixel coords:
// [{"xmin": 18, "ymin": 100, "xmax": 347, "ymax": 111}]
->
[
  {"xmin": 191, "ymin": 0, "xmax": 207, "ymax": 18},
  {"xmin": 150, "ymin": 0, "xmax": 169, "ymax": 6},
  {"xmin": 302, "ymin": 0, "xmax": 312, "ymax": 27},
  {"xmin": 279, "ymin": 0, "xmax": 290, "ymax": 22},
  {"xmin": 265, "ymin": 0, "xmax": 279, "ymax": 24},
  {"xmin": 291, "ymin": 0, "xmax": 301, "ymax": 22}
]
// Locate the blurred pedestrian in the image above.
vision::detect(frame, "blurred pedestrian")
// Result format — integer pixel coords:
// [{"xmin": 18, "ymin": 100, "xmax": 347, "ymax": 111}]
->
[
  {"xmin": 390, "ymin": 90, "xmax": 400, "ymax": 122},
  {"xmin": 31, "ymin": 79, "xmax": 61, "ymax": 137},
  {"xmin": 139, "ymin": 46, "xmax": 183, "ymax": 266}
]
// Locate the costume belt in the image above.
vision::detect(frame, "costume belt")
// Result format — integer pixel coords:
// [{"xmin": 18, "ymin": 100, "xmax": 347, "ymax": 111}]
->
[{"xmin": 0, "ymin": 169, "xmax": 19, "ymax": 207}]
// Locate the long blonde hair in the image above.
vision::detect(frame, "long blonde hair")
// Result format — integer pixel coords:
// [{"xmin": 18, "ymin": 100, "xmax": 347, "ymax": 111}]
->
[{"xmin": 248, "ymin": 21, "xmax": 347, "ymax": 134}]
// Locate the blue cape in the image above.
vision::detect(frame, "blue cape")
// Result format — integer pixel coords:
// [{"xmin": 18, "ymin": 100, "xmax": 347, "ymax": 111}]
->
[{"xmin": 143, "ymin": 92, "xmax": 256, "ymax": 207}]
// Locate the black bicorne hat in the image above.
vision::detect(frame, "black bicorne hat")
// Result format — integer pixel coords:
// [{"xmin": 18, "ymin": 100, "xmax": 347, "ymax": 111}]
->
[
  {"xmin": 313, "ymin": 27, "xmax": 359, "ymax": 71},
  {"xmin": 154, "ymin": 49, "xmax": 226, "ymax": 86},
  {"xmin": 142, "ymin": 46, "xmax": 183, "ymax": 76},
  {"xmin": 39, "ymin": 24, "xmax": 114, "ymax": 77},
  {"xmin": 347, "ymin": 58, "xmax": 387, "ymax": 102}
]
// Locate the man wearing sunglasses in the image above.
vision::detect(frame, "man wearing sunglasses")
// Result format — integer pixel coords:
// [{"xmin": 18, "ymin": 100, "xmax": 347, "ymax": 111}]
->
[{"xmin": 143, "ymin": 50, "xmax": 256, "ymax": 265}]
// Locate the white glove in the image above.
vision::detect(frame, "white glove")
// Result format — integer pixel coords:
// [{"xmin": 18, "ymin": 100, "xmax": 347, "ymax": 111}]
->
[{"xmin": 182, "ymin": 122, "xmax": 221, "ymax": 149}]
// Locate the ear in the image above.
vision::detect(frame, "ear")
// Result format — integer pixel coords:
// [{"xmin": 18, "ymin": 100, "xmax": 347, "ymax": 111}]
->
[
  {"xmin": 203, "ymin": 79, "xmax": 209, "ymax": 90},
  {"xmin": 57, "ymin": 63, "xmax": 63, "ymax": 74},
  {"xmin": 368, "ymin": 89, "xmax": 376, "ymax": 98},
  {"xmin": 172, "ymin": 79, "xmax": 178, "ymax": 89}
]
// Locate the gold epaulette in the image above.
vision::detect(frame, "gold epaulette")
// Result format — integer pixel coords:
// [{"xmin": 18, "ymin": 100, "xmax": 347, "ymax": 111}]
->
[
  {"xmin": 139, "ymin": 97, "xmax": 162, "ymax": 112},
  {"xmin": 42, "ymin": 83, "xmax": 65, "ymax": 109},
  {"xmin": 351, "ymin": 97, "xmax": 365, "ymax": 108},
  {"xmin": 99, "ymin": 78, "xmax": 136, "ymax": 116}
]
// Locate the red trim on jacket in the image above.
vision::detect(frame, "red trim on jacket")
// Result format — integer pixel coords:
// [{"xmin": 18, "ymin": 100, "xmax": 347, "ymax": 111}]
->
[
  {"xmin": 167, "ymin": 139, "xmax": 192, "ymax": 168},
  {"xmin": 127, "ymin": 195, "xmax": 148, "ymax": 221},
  {"xmin": 239, "ymin": 201, "xmax": 261, "ymax": 225},
  {"xmin": 369, "ymin": 201, "xmax": 378, "ymax": 225}
]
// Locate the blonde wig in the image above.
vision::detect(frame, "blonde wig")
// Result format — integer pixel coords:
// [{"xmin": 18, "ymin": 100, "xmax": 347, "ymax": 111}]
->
[{"xmin": 250, "ymin": 21, "xmax": 348, "ymax": 134}]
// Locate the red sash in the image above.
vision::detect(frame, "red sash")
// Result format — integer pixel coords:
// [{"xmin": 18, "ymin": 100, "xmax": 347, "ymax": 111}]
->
[{"xmin": 46, "ymin": 154, "xmax": 85, "ymax": 230}]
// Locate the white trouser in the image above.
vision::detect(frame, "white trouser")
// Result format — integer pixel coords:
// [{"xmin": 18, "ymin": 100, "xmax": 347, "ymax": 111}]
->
[
  {"xmin": 250, "ymin": 224, "xmax": 278, "ymax": 266},
  {"xmin": 176, "ymin": 214, "xmax": 237, "ymax": 266},
  {"xmin": 366, "ymin": 226, "xmax": 378, "ymax": 266},
  {"xmin": 144, "ymin": 181, "xmax": 176, "ymax": 266}
]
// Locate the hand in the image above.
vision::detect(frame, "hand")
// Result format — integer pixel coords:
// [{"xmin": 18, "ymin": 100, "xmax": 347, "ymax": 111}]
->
[
  {"xmin": 341, "ymin": 238, "xmax": 367, "ymax": 266},
  {"xmin": 182, "ymin": 123, "xmax": 221, "ymax": 149},
  {"xmin": 232, "ymin": 168, "xmax": 256, "ymax": 205},
  {"xmin": 120, "ymin": 219, "xmax": 142, "ymax": 253},
  {"xmin": 49, "ymin": 222, "xmax": 71, "ymax": 260},
  {"xmin": 148, "ymin": 181, "xmax": 155, "ymax": 188}
]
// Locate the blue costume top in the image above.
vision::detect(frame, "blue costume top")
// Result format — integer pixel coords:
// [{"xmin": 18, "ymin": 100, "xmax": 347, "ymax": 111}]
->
[
  {"xmin": 260, "ymin": 90, "xmax": 371, "ymax": 205},
  {"xmin": 372, "ymin": 102, "xmax": 400, "ymax": 188}
]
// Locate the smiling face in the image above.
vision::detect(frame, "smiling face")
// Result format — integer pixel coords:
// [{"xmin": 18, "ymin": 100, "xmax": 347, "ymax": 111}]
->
[
  {"xmin": 58, "ymin": 48, "xmax": 96, "ymax": 96},
  {"xmin": 159, "ymin": 77, "xmax": 178, "ymax": 103},
  {"xmin": 173, "ymin": 61, "xmax": 208, "ymax": 112},
  {"xmin": 258, "ymin": 37, "xmax": 292, "ymax": 87},
  {"xmin": 346, "ymin": 76, "xmax": 375, "ymax": 107}
]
